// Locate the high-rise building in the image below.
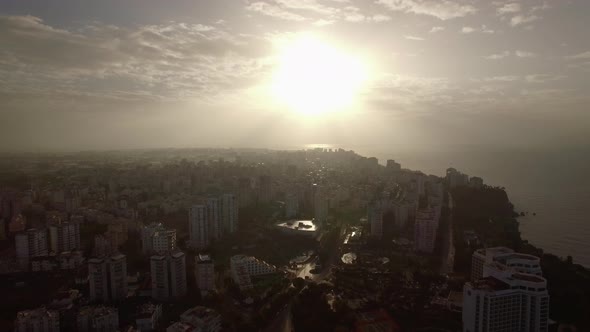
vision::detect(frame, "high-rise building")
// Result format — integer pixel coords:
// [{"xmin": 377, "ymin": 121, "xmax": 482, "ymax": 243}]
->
[
  {"xmin": 413, "ymin": 208, "xmax": 438, "ymax": 253},
  {"xmin": 206, "ymin": 197, "xmax": 221, "ymax": 240},
  {"xmin": 14, "ymin": 307, "xmax": 60, "ymax": 332},
  {"xmin": 386, "ymin": 159, "xmax": 402, "ymax": 171},
  {"xmin": 471, "ymin": 247, "xmax": 542, "ymax": 282},
  {"xmin": 189, "ymin": 205, "xmax": 209, "ymax": 249},
  {"xmin": 285, "ymin": 192, "xmax": 299, "ymax": 219},
  {"xmin": 446, "ymin": 168, "xmax": 470, "ymax": 189},
  {"xmin": 15, "ymin": 228, "xmax": 49, "ymax": 268},
  {"xmin": 368, "ymin": 203, "xmax": 384, "ymax": 239},
  {"xmin": 313, "ymin": 189, "xmax": 329, "ymax": 227},
  {"xmin": 238, "ymin": 177, "xmax": 252, "ymax": 208},
  {"xmin": 49, "ymin": 220, "xmax": 80, "ymax": 253},
  {"xmin": 220, "ymin": 194, "xmax": 238, "ymax": 234},
  {"xmin": 195, "ymin": 254, "xmax": 215, "ymax": 296},
  {"xmin": 463, "ymin": 272, "xmax": 549, "ymax": 332},
  {"xmin": 150, "ymin": 251, "xmax": 187, "ymax": 301},
  {"xmin": 258, "ymin": 175, "xmax": 272, "ymax": 204},
  {"xmin": 77, "ymin": 305, "xmax": 119, "ymax": 332},
  {"xmin": 88, "ymin": 254, "xmax": 128, "ymax": 303},
  {"xmin": 93, "ymin": 234, "xmax": 115, "ymax": 258}
]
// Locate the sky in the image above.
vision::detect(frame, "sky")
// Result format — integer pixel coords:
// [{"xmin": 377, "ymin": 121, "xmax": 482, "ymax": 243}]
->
[{"xmin": 0, "ymin": 0, "xmax": 589, "ymax": 152}]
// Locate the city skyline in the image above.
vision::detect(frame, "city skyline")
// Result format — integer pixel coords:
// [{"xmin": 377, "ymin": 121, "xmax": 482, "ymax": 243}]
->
[{"xmin": 1, "ymin": 0, "xmax": 590, "ymax": 151}]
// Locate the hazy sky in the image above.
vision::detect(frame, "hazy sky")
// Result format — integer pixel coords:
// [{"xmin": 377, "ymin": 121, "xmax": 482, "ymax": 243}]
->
[{"xmin": 1, "ymin": 0, "xmax": 589, "ymax": 151}]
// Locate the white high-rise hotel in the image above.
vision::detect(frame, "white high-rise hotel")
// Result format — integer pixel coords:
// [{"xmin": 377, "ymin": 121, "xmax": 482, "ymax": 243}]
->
[{"xmin": 463, "ymin": 247, "xmax": 549, "ymax": 332}]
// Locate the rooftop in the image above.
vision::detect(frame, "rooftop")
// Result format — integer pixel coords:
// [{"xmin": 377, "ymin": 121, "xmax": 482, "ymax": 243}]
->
[
  {"xmin": 197, "ymin": 254, "xmax": 212, "ymax": 263},
  {"xmin": 181, "ymin": 306, "xmax": 220, "ymax": 322},
  {"xmin": 471, "ymin": 276, "xmax": 511, "ymax": 291},
  {"xmin": 512, "ymin": 273, "xmax": 546, "ymax": 283},
  {"xmin": 276, "ymin": 220, "xmax": 317, "ymax": 232}
]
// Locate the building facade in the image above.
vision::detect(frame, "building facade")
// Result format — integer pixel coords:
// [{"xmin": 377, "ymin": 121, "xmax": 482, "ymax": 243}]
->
[
  {"xmin": 151, "ymin": 251, "xmax": 187, "ymax": 301},
  {"xmin": 195, "ymin": 254, "xmax": 215, "ymax": 295}
]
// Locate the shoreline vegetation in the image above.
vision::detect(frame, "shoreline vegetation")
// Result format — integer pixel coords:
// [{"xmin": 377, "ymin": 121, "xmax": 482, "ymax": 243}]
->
[{"xmin": 452, "ymin": 185, "xmax": 590, "ymax": 329}]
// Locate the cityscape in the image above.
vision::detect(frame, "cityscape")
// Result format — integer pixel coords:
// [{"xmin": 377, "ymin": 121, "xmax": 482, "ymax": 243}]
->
[
  {"xmin": 1, "ymin": 0, "xmax": 590, "ymax": 331},
  {"xmin": 0, "ymin": 148, "xmax": 587, "ymax": 331}
]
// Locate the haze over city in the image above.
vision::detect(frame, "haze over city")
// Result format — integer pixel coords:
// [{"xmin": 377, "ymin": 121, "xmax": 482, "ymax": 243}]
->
[
  {"xmin": 1, "ymin": 0, "xmax": 590, "ymax": 151},
  {"xmin": 1, "ymin": 1, "xmax": 590, "ymax": 332}
]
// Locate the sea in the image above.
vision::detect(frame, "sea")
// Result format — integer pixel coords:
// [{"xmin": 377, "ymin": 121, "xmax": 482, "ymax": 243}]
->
[{"xmin": 303, "ymin": 144, "xmax": 590, "ymax": 268}]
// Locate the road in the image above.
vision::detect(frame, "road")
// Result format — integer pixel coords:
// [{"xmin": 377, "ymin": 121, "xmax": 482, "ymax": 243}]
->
[{"xmin": 265, "ymin": 226, "xmax": 345, "ymax": 332}]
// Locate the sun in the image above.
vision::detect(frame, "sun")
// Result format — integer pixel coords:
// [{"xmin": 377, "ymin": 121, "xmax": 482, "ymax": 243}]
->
[{"xmin": 271, "ymin": 35, "xmax": 368, "ymax": 116}]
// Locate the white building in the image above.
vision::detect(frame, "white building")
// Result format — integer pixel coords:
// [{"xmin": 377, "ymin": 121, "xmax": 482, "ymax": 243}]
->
[
  {"xmin": 14, "ymin": 308, "xmax": 60, "ymax": 332},
  {"xmin": 195, "ymin": 254, "xmax": 215, "ymax": 295},
  {"xmin": 230, "ymin": 255, "xmax": 276, "ymax": 290},
  {"xmin": 77, "ymin": 305, "xmax": 119, "ymax": 332},
  {"xmin": 413, "ymin": 208, "xmax": 438, "ymax": 253},
  {"xmin": 189, "ymin": 205, "xmax": 209, "ymax": 249},
  {"xmin": 49, "ymin": 220, "xmax": 80, "ymax": 253},
  {"xmin": 471, "ymin": 247, "xmax": 542, "ymax": 282},
  {"xmin": 15, "ymin": 228, "xmax": 49, "ymax": 269},
  {"xmin": 88, "ymin": 254, "xmax": 128, "ymax": 303},
  {"xmin": 463, "ymin": 270, "xmax": 549, "ymax": 332},
  {"xmin": 141, "ymin": 223, "xmax": 176, "ymax": 254},
  {"xmin": 220, "ymin": 194, "xmax": 238, "ymax": 234},
  {"xmin": 179, "ymin": 306, "xmax": 222, "ymax": 332},
  {"xmin": 151, "ymin": 251, "xmax": 187, "ymax": 301}
]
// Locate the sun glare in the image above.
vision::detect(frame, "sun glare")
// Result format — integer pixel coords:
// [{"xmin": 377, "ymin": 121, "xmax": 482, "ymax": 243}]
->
[{"xmin": 271, "ymin": 35, "xmax": 368, "ymax": 116}]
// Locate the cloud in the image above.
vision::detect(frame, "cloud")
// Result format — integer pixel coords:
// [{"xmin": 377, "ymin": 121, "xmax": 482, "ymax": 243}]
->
[
  {"xmin": 481, "ymin": 25, "xmax": 494, "ymax": 34},
  {"xmin": 515, "ymin": 50, "xmax": 536, "ymax": 58},
  {"xmin": 565, "ymin": 51, "xmax": 590, "ymax": 60},
  {"xmin": 510, "ymin": 14, "xmax": 540, "ymax": 27},
  {"xmin": 371, "ymin": 14, "xmax": 392, "ymax": 22},
  {"xmin": 525, "ymin": 74, "xmax": 566, "ymax": 83},
  {"xmin": 245, "ymin": 2, "xmax": 307, "ymax": 21},
  {"xmin": 377, "ymin": 0, "xmax": 476, "ymax": 20},
  {"xmin": 245, "ymin": 1, "xmax": 391, "ymax": 24},
  {"xmin": 0, "ymin": 15, "xmax": 274, "ymax": 103},
  {"xmin": 429, "ymin": 26, "xmax": 444, "ymax": 33},
  {"xmin": 404, "ymin": 35, "xmax": 425, "ymax": 41},
  {"xmin": 484, "ymin": 51, "xmax": 510, "ymax": 60},
  {"xmin": 497, "ymin": 2, "xmax": 521, "ymax": 15},
  {"xmin": 461, "ymin": 26, "xmax": 475, "ymax": 34},
  {"xmin": 461, "ymin": 25, "xmax": 494, "ymax": 34}
]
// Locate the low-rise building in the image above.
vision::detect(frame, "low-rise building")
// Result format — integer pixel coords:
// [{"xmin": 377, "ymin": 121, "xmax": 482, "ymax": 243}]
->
[
  {"xmin": 15, "ymin": 307, "xmax": 60, "ymax": 332},
  {"xmin": 179, "ymin": 306, "xmax": 222, "ymax": 332},
  {"xmin": 135, "ymin": 303, "xmax": 162, "ymax": 332},
  {"xmin": 77, "ymin": 305, "xmax": 119, "ymax": 332}
]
